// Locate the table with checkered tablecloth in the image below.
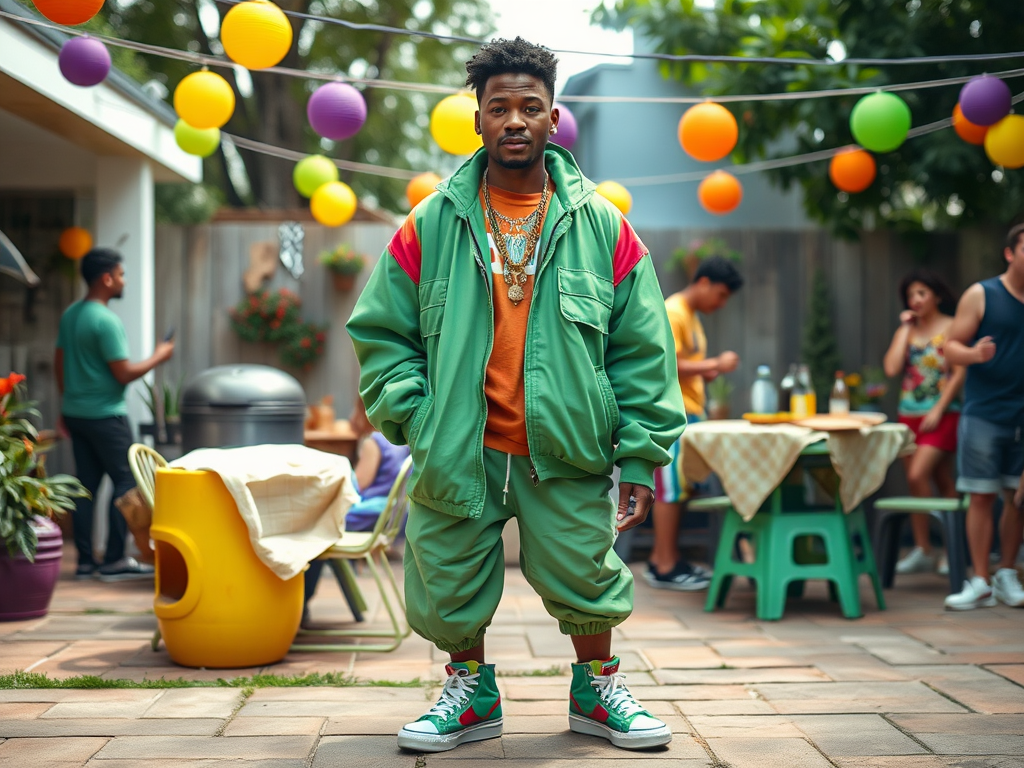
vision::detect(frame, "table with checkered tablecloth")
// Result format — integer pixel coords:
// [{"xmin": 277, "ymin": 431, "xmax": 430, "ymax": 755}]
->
[{"xmin": 681, "ymin": 420, "xmax": 915, "ymax": 521}]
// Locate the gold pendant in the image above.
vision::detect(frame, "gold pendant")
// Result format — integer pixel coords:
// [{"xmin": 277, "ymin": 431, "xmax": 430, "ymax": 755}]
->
[{"xmin": 508, "ymin": 283, "xmax": 525, "ymax": 305}]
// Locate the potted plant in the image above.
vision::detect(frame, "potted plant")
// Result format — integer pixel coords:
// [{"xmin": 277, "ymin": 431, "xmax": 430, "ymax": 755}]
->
[
  {"xmin": 706, "ymin": 376, "xmax": 734, "ymax": 421},
  {"xmin": 230, "ymin": 288, "xmax": 303, "ymax": 344},
  {"xmin": 279, "ymin": 321, "xmax": 328, "ymax": 372},
  {"xmin": 319, "ymin": 244, "xmax": 367, "ymax": 291},
  {"xmin": 670, "ymin": 238, "xmax": 742, "ymax": 282},
  {"xmin": 0, "ymin": 373, "xmax": 88, "ymax": 621},
  {"xmin": 141, "ymin": 375, "xmax": 185, "ymax": 448}
]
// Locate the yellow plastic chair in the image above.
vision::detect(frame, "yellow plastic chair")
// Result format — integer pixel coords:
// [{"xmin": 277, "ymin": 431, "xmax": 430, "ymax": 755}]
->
[
  {"xmin": 127, "ymin": 443, "xmax": 169, "ymax": 651},
  {"xmin": 292, "ymin": 455, "xmax": 414, "ymax": 653},
  {"xmin": 128, "ymin": 443, "xmax": 169, "ymax": 510}
]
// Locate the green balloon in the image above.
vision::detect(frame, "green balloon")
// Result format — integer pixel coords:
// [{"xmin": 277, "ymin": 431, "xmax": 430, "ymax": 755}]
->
[
  {"xmin": 850, "ymin": 92, "xmax": 911, "ymax": 153},
  {"xmin": 174, "ymin": 120, "xmax": 220, "ymax": 158},
  {"xmin": 293, "ymin": 155, "xmax": 339, "ymax": 198}
]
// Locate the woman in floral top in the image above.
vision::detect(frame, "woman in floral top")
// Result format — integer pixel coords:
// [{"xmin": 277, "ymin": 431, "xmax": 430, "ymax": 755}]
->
[{"xmin": 883, "ymin": 269, "xmax": 966, "ymax": 576}]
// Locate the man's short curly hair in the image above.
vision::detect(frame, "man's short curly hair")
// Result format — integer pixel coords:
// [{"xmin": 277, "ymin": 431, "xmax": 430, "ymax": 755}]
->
[{"xmin": 465, "ymin": 37, "xmax": 558, "ymax": 103}]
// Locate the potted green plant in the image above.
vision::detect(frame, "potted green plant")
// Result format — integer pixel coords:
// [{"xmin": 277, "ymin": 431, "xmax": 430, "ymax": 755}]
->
[
  {"xmin": 318, "ymin": 244, "xmax": 367, "ymax": 291},
  {"xmin": 670, "ymin": 238, "xmax": 742, "ymax": 282},
  {"xmin": 0, "ymin": 373, "xmax": 88, "ymax": 621},
  {"xmin": 141, "ymin": 375, "xmax": 185, "ymax": 448},
  {"xmin": 230, "ymin": 288, "xmax": 303, "ymax": 343},
  {"xmin": 706, "ymin": 376, "xmax": 735, "ymax": 421},
  {"xmin": 279, "ymin": 321, "xmax": 328, "ymax": 372}
]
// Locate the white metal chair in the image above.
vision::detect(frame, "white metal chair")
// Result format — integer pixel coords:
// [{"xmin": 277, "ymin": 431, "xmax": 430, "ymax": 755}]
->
[
  {"xmin": 292, "ymin": 455, "xmax": 414, "ymax": 653},
  {"xmin": 128, "ymin": 443, "xmax": 168, "ymax": 510}
]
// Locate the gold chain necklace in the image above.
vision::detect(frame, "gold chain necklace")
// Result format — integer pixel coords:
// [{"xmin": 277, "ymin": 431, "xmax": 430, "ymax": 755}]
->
[{"xmin": 482, "ymin": 169, "xmax": 550, "ymax": 306}]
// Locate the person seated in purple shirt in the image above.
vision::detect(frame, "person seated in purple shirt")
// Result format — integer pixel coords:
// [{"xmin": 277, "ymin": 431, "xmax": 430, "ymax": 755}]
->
[{"xmin": 303, "ymin": 398, "xmax": 411, "ymax": 619}]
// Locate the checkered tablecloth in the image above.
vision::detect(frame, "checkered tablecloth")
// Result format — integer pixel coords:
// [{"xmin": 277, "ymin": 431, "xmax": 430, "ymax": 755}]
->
[{"xmin": 681, "ymin": 420, "xmax": 915, "ymax": 521}]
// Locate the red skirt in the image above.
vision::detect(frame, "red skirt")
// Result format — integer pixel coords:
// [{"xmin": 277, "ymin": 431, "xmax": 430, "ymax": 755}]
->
[{"xmin": 898, "ymin": 411, "xmax": 959, "ymax": 453}]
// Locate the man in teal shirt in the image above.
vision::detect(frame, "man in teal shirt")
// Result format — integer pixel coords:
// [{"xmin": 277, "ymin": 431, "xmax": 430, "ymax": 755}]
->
[{"xmin": 55, "ymin": 248, "xmax": 174, "ymax": 581}]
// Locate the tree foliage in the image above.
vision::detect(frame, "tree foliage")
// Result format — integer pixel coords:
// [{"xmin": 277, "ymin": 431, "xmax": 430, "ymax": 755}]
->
[
  {"xmin": 596, "ymin": 0, "xmax": 1024, "ymax": 237},
  {"xmin": 35, "ymin": 0, "xmax": 493, "ymax": 213}
]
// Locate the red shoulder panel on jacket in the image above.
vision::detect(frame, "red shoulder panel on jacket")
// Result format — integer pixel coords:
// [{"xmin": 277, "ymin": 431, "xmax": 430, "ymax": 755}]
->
[
  {"xmin": 388, "ymin": 215, "xmax": 421, "ymax": 284},
  {"xmin": 612, "ymin": 217, "xmax": 648, "ymax": 287}
]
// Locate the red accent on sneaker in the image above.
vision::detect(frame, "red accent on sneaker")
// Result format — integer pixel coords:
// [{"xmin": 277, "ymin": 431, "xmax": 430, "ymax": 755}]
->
[
  {"xmin": 600, "ymin": 661, "xmax": 620, "ymax": 676},
  {"xmin": 570, "ymin": 694, "xmax": 610, "ymax": 723},
  {"xmin": 458, "ymin": 696, "xmax": 501, "ymax": 726}
]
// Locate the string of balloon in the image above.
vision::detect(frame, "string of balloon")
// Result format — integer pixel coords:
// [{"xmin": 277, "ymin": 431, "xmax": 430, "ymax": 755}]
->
[
  {"xmin": 5, "ymin": 9, "xmax": 1024, "ymax": 106},
  {"xmin": 209, "ymin": 0, "xmax": 1024, "ymax": 70},
  {"xmin": 11, "ymin": 1, "xmax": 1024, "ymax": 223}
]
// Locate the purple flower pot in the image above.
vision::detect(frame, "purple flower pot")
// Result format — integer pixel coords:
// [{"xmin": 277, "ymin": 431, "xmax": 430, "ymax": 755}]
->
[{"xmin": 0, "ymin": 516, "xmax": 63, "ymax": 621}]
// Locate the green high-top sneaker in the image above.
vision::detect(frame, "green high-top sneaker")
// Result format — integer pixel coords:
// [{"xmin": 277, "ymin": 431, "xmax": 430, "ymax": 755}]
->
[
  {"xmin": 569, "ymin": 657, "xmax": 672, "ymax": 749},
  {"xmin": 397, "ymin": 661, "xmax": 503, "ymax": 752}
]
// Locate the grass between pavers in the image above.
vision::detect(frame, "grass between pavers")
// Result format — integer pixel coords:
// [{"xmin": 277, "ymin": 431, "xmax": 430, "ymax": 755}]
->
[{"xmin": 0, "ymin": 671, "xmax": 427, "ymax": 689}]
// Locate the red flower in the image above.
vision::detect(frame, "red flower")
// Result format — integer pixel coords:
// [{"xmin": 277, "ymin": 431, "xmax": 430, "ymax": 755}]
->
[
  {"xmin": 0, "ymin": 372, "xmax": 26, "ymax": 397},
  {"xmin": 300, "ymin": 338, "xmax": 311, "ymax": 348},
  {"xmin": 276, "ymin": 305, "xmax": 286, "ymax": 319},
  {"xmin": 315, "ymin": 332, "xmax": 326, "ymax": 342}
]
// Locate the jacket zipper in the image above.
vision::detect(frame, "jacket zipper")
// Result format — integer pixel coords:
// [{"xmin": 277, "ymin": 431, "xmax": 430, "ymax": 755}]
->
[{"xmin": 467, "ymin": 220, "xmax": 495, "ymax": 501}]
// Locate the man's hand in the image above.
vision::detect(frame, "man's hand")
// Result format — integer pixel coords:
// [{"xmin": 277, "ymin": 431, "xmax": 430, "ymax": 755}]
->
[
  {"xmin": 973, "ymin": 336, "xmax": 996, "ymax": 364},
  {"xmin": 920, "ymin": 405, "xmax": 943, "ymax": 434},
  {"xmin": 900, "ymin": 310, "xmax": 918, "ymax": 326},
  {"xmin": 154, "ymin": 340, "xmax": 175, "ymax": 363},
  {"xmin": 701, "ymin": 369, "xmax": 719, "ymax": 382},
  {"xmin": 616, "ymin": 482, "xmax": 654, "ymax": 533},
  {"xmin": 716, "ymin": 351, "xmax": 740, "ymax": 374}
]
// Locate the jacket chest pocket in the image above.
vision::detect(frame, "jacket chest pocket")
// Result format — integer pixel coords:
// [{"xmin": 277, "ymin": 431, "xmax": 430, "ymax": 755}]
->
[
  {"xmin": 557, "ymin": 267, "xmax": 613, "ymax": 334},
  {"xmin": 418, "ymin": 278, "xmax": 448, "ymax": 338}
]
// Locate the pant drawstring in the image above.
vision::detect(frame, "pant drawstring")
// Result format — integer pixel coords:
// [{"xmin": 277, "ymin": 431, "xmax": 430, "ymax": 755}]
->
[{"xmin": 503, "ymin": 453, "xmax": 512, "ymax": 506}]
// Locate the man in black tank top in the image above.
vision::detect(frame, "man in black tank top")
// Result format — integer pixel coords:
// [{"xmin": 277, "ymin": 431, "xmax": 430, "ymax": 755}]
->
[{"xmin": 944, "ymin": 224, "xmax": 1024, "ymax": 611}]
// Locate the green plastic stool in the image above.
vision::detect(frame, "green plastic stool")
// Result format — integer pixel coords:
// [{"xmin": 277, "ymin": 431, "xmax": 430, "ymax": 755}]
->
[{"xmin": 705, "ymin": 492, "xmax": 886, "ymax": 620}]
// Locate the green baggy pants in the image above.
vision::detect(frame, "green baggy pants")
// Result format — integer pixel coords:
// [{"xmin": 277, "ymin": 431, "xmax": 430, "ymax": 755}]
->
[{"xmin": 404, "ymin": 448, "xmax": 634, "ymax": 653}]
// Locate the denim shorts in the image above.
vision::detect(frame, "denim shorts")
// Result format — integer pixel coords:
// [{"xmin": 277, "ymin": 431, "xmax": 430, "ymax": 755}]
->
[{"xmin": 956, "ymin": 414, "xmax": 1024, "ymax": 494}]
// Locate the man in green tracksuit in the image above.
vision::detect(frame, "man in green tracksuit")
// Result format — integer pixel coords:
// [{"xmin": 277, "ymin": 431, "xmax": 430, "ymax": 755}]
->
[{"xmin": 347, "ymin": 37, "xmax": 686, "ymax": 754}]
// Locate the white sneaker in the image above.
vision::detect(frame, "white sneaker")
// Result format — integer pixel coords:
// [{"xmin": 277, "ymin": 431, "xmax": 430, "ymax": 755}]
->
[
  {"xmin": 992, "ymin": 568, "xmax": 1024, "ymax": 608},
  {"xmin": 896, "ymin": 547, "xmax": 937, "ymax": 575},
  {"xmin": 944, "ymin": 577, "xmax": 996, "ymax": 611},
  {"xmin": 937, "ymin": 555, "xmax": 949, "ymax": 576}
]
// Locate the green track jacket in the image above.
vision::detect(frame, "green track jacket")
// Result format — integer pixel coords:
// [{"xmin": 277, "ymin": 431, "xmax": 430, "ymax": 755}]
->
[{"xmin": 347, "ymin": 145, "xmax": 686, "ymax": 519}]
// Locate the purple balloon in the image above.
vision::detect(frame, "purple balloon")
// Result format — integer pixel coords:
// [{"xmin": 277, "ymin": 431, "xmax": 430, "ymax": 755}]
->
[
  {"xmin": 959, "ymin": 76, "xmax": 1012, "ymax": 127},
  {"xmin": 59, "ymin": 37, "xmax": 111, "ymax": 88},
  {"xmin": 307, "ymin": 82, "xmax": 367, "ymax": 141},
  {"xmin": 551, "ymin": 102, "xmax": 578, "ymax": 150}
]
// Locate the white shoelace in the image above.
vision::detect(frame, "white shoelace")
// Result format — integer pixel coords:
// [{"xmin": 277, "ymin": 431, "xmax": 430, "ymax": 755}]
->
[
  {"xmin": 425, "ymin": 669, "xmax": 479, "ymax": 719},
  {"xmin": 591, "ymin": 672, "xmax": 645, "ymax": 718}
]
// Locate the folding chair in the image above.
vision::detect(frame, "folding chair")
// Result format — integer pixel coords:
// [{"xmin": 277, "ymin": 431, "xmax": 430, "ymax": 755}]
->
[
  {"xmin": 128, "ymin": 443, "xmax": 169, "ymax": 509},
  {"xmin": 292, "ymin": 455, "xmax": 414, "ymax": 653}
]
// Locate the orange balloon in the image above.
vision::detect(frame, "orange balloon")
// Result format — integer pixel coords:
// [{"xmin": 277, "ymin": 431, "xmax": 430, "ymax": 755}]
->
[
  {"xmin": 679, "ymin": 102, "xmax": 739, "ymax": 162},
  {"xmin": 698, "ymin": 171, "xmax": 742, "ymax": 215},
  {"xmin": 33, "ymin": 0, "xmax": 104, "ymax": 25},
  {"xmin": 829, "ymin": 148, "xmax": 877, "ymax": 193},
  {"xmin": 59, "ymin": 227, "xmax": 92, "ymax": 259},
  {"xmin": 406, "ymin": 172, "xmax": 441, "ymax": 209},
  {"xmin": 952, "ymin": 103, "xmax": 988, "ymax": 146}
]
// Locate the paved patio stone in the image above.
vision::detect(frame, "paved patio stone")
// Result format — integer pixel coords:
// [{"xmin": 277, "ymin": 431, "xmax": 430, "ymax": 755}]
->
[
  {"xmin": 687, "ymin": 714, "xmax": 803, "ymax": 738},
  {"xmin": 311, "ymin": 735, "xmax": 434, "ymax": 767},
  {"xmin": 641, "ymin": 646, "xmax": 724, "ymax": 669},
  {"xmin": 140, "ymin": 688, "xmax": 244, "ymax": 719},
  {"xmin": 753, "ymin": 682, "xmax": 968, "ymax": 714},
  {"xmin": 248, "ymin": 686, "xmax": 433, "ymax": 701},
  {"xmin": 43, "ymin": 701, "xmax": 167, "ymax": 719},
  {"xmin": 705, "ymin": 736, "xmax": 833, "ymax": 767},
  {"xmin": 674, "ymin": 699, "xmax": 777, "ymax": 716},
  {"xmin": 500, "ymin": 732, "xmax": 708, "ymax": 761},
  {"xmin": 653, "ymin": 666, "xmax": 828, "ymax": 684},
  {"xmin": 829, "ymin": 757, "xmax": 957, "ymax": 767},
  {"xmin": 0, "ymin": 718, "xmax": 223, "ymax": 737},
  {"xmin": 0, "ymin": 690, "xmax": 161, "ymax": 703},
  {"xmin": 813, "ymin": 657, "xmax": 915, "ymax": 682},
  {"xmin": 0, "ymin": 641, "xmax": 69, "ymax": 673},
  {"xmin": 0, "ymin": 736, "xmax": 108, "ymax": 763},
  {"xmin": 91, "ymin": 735, "xmax": 316, "ymax": 760},
  {"xmin": 790, "ymin": 714, "xmax": 928, "ymax": 755},
  {"xmin": 898, "ymin": 665, "xmax": 1024, "ymax": 714},
  {"xmin": 86, "ymin": 761, "xmax": 308, "ymax": 768},
  {"xmin": 0, "ymin": 702, "xmax": 52, "ymax": 719},
  {"xmin": 984, "ymin": 664, "xmax": 1024, "ymax": 687},
  {"xmin": 890, "ymin": 714, "xmax": 1024, "ymax": 735},
  {"xmin": 913, "ymin": 734, "xmax": 1024, "ymax": 755},
  {"xmin": 222, "ymin": 717, "xmax": 325, "ymax": 736},
  {"xmin": 239, "ymin": 699, "xmax": 432, "ymax": 718}
]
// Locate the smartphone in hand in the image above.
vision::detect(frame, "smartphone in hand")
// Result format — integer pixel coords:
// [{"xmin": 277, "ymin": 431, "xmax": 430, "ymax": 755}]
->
[{"xmin": 163, "ymin": 326, "xmax": 176, "ymax": 342}]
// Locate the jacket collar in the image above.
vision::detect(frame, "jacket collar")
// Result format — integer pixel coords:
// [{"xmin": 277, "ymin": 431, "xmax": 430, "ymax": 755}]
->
[{"xmin": 437, "ymin": 144, "xmax": 596, "ymax": 219}]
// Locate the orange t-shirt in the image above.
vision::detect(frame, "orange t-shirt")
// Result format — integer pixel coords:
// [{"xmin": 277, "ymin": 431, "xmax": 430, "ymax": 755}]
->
[{"xmin": 480, "ymin": 182, "xmax": 552, "ymax": 455}]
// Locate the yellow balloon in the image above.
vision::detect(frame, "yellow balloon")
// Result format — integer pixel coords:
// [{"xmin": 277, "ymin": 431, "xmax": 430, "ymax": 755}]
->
[
  {"xmin": 221, "ymin": 0, "xmax": 293, "ymax": 71},
  {"xmin": 430, "ymin": 93, "xmax": 482, "ymax": 155},
  {"xmin": 174, "ymin": 71, "xmax": 235, "ymax": 130},
  {"xmin": 984, "ymin": 114, "xmax": 1024, "ymax": 169},
  {"xmin": 311, "ymin": 181, "xmax": 358, "ymax": 227},
  {"xmin": 595, "ymin": 181, "xmax": 632, "ymax": 215}
]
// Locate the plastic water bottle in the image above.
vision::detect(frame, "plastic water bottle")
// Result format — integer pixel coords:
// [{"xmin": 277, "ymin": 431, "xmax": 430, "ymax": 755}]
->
[
  {"xmin": 779, "ymin": 364, "xmax": 797, "ymax": 412},
  {"xmin": 750, "ymin": 365, "xmax": 779, "ymax": 414},
  {"xmin": 829, "ymin": 371, "xmax": 850, "ymax": 415}
]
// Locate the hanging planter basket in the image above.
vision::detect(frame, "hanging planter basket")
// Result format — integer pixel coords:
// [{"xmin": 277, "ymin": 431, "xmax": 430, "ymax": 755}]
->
[{"xmin": 332, "ymin": 273, "xmax": 356, "ymax": 292}]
